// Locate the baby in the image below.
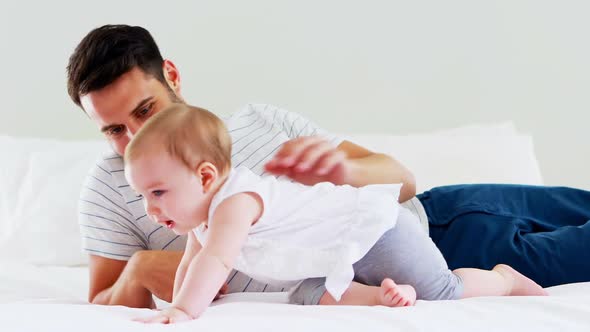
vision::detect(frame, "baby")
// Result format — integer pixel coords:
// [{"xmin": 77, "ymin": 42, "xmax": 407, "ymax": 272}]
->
[{"xmin": 125, "ymin": 104, "xmax": 547, "ymax": 324}]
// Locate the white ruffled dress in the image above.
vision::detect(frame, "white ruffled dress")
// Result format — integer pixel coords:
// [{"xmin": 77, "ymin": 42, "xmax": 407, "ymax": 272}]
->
[{"xmin": 193, "ymin": 166, "xmax": 401, "ymax": 300}]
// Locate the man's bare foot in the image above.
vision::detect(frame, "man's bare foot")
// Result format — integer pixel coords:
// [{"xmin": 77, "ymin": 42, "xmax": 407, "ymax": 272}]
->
[
  {"xmin": 378, "ymin": 278, "xmax": 416, "ymax": 307},
  {"xmin": 493, "ymin": 264, "xmax": 548, "ymax": 296}
]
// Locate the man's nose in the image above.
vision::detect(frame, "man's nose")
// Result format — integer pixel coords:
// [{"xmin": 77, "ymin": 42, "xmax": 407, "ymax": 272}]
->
[{"xmin": 127, "ymin": 121, "xmax": 142, "ymax": 138}]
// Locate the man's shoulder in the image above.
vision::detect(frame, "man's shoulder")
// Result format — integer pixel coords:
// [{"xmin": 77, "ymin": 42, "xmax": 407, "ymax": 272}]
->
[
  {"xmin": 226, "ymin": 103, "xmax": 288, "ymax": 120},
  {"xmin": 225, "ymin": 103, "xmax": 299, "ymax": 130},
  {"xmin": 83, "ymin": 150, "xmax": 129, "ymax": 194},
  {"xmin": 88, "ymin": 150, "xmax": 124, "ymax": 176}
]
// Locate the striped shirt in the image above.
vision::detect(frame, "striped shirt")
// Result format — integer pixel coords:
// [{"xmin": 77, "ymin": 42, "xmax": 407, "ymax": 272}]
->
[{"xmin": 78, "ymin": 103, "xmax": 427, "ymax": 294}]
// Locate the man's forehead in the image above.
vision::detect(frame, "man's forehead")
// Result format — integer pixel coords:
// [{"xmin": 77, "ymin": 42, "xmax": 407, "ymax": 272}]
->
[
  {"xmin": 80, "ymin": 69, "xmax": 154, "ymax": 118},
  {"xmin": 80, "ymin": 90, "xmax": 127, "ymax": 122}
]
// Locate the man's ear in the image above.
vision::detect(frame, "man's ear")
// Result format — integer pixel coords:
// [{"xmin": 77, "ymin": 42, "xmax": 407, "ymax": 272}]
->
[
  {"xmin": 163, "ymin": 59, "xmax": 181, "ymax": 94},
  {"xmin": 196, "ymin": 162, "xmax": 218, "ymax": 193}
]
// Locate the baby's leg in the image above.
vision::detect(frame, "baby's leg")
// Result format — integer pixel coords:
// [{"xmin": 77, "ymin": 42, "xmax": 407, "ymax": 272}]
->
[
  {"xmin": 454, "ymin": 264, "xmax": 548, "ymax": 298},
  {"xmin": 318, "ymin": 279, "xmax": 416, "ymax": 307},
  {"xmin": 289, "ymin": 278, "xmax": 416, "ymax": 307},
  {"xmin": 352, "ymin": 207, "xmax": 465, "ymax": 301}
]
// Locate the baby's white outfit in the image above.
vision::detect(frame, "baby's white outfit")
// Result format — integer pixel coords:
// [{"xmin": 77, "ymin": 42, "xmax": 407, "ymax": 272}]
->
[{"xmin": 193, "ymin": 166, "xmax": 402, "ymax": 300}]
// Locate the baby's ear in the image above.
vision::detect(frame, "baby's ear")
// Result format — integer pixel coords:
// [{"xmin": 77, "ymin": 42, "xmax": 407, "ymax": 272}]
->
[{"xmin": 196, "ymin": 162, "xmax": 219, "ymax": 193}]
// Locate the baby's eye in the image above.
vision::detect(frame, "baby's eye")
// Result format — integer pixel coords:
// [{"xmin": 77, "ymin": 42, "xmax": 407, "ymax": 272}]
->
[{"xmin": 152, "ymin": 190, "xmax": 165, "ymax": 197}]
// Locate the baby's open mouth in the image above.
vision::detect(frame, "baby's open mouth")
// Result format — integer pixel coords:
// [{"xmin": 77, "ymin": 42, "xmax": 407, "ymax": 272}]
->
[{"xmin": 164, "ymin": 220, "xmax": 175, "ymax": 229}]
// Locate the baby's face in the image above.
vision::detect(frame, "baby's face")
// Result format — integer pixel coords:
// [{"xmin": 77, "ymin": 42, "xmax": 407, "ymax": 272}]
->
[{"xmin": 125, "ymin": 151, "xmax": 210, "ymax": 235}]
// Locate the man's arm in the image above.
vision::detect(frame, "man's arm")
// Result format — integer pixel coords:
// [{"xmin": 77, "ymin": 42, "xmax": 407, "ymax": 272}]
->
[
  {"xmin": 266, "ymin": 137, "xmax": 416, "ymax": 202},
  {"xmin": 258, "ymin": 105, "xmax": 416, "ymax": 201},
  {"xmin": 338, "ymin": 140, "xmax": 416, "ymax": 202},
  {"xmin": 88, "ymin": 251, "xmax": 182, "ymax": 308},
  {"xmin": 88, "ymin": 254, "xmax": 126, "ymax": 304}
]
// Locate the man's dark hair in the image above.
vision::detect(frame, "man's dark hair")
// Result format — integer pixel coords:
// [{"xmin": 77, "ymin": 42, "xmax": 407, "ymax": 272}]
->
[{"xmin": 67, "ymin": 24, "xmax": 168, "ymax": 107}]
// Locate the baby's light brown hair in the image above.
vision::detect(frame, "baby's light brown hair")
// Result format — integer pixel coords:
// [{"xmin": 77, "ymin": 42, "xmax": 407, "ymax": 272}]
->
[{"xmin": 125, "ymin": 104, "xmax": 232, "ymax": 175}]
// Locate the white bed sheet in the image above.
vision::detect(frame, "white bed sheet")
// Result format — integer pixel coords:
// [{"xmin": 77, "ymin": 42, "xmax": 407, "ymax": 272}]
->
[{"xmin": 1, "ymin": 263, "xmax": 589, "ymax": 331}]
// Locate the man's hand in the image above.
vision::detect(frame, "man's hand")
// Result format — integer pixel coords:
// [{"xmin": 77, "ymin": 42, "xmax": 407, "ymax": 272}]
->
[
  {"xmin": 134, "ymin": 306, "xmax": 193, "ymax": 324},
  {"xmin": 265, "ymin": 136, "xmax": 416, "ymax": 201},
  {"xmin": 265, "ymin": 136, "xmax": 351, "ymax": 186},
  {"xmin": 89, "ymin": 251, "xmax": 183, "ymax": 308}
]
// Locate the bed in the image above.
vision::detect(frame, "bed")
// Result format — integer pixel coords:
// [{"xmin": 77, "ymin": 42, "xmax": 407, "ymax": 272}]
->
[{"xmin": 1, "ymin": 123, "xmax": 589, "ymax": 331}]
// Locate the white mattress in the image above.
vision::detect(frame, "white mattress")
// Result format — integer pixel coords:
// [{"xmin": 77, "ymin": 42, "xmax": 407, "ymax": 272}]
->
[{"xmin": 1, "ymin": 263, "xmax": 590, "ymax": 331}]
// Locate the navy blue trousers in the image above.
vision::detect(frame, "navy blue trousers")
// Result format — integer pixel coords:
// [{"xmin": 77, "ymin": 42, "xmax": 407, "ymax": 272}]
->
[{"xmin": 418, "ymin": 184, "xmax": 590, "ymax": 287}]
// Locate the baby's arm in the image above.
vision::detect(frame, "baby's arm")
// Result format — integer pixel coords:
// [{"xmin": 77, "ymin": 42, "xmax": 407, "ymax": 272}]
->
[
  {"xmin": 172, "ymin": 192, "xmax": 263, "ymax": 319},
  {"xmin": 173, "ymin": 231, "xmax": 202, "ymax": 300}
]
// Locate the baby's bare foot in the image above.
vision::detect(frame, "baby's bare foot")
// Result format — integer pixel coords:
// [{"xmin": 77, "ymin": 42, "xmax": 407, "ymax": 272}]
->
[
  {"xmin": 493, "ymin": 264, "xmax": 548, "ymax": 296},
  {"xmin": 379, "ymin": 278, "xmax": 416, "ymax": 307}
]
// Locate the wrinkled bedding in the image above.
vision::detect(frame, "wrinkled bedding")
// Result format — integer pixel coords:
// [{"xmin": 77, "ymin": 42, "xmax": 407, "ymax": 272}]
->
[{"xmin": 1, "ymin": 263, "xmax": 589, "ymax": 331}]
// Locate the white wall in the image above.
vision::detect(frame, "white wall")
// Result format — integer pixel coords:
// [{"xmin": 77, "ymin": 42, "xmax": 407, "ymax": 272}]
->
[{"xmin": 0, "ymin": 0, "xmax": 588, "ymax": 189}]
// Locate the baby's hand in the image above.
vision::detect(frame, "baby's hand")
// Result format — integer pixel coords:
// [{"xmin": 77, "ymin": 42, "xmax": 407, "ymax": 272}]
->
[{"xmin": 134, "ymin": 306, "xmax": 193, "ymax": 324}]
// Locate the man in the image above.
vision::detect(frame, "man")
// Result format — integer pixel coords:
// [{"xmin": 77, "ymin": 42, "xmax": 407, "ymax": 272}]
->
[
  {"xmin": 68, "ymin": 24, "xmax": 590, "ymax": 308},
  {"xmin": 68, "ymin": 25, "xmax": 416, "ymax": 308}
]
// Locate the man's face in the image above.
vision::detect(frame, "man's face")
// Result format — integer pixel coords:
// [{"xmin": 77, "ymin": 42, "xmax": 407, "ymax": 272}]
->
[{"xmin": 80, "ymin": 66, "xmax": 181, "ymax": 156}]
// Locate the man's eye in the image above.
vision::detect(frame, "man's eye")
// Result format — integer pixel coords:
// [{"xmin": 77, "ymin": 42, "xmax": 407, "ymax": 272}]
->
[
  {"xmin": 138, "ymin": 103, "xmax": 154, "ymax": 118},
  {"xmin": 109, "ymin": 126, "xmax": 125, "ymax": 136},
  {"xmin": 138, "ymin": 108, "xmax": 149, "ymax": 117}
]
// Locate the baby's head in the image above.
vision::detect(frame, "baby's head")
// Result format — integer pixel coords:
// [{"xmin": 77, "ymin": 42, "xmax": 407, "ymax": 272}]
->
[{"xmin": 124, "ymin": 104, "xmax": 232, "ymax": 234}]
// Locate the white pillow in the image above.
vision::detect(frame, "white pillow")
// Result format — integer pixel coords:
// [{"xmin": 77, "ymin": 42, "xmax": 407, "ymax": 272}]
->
[
  {"xmin": 346, "ymin": 134, "xmax": 543, "ymax": 193},
  {"xmin": 0, "ymin": 123, "xmax": 543, "ymax": 267},
  {"xmin": 426, "ymin": 121, "xmax": 518, "ymax": 137},
  {"xmin": 0, "ymin": 136, "xmax": 109, "ymax": 266}
]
